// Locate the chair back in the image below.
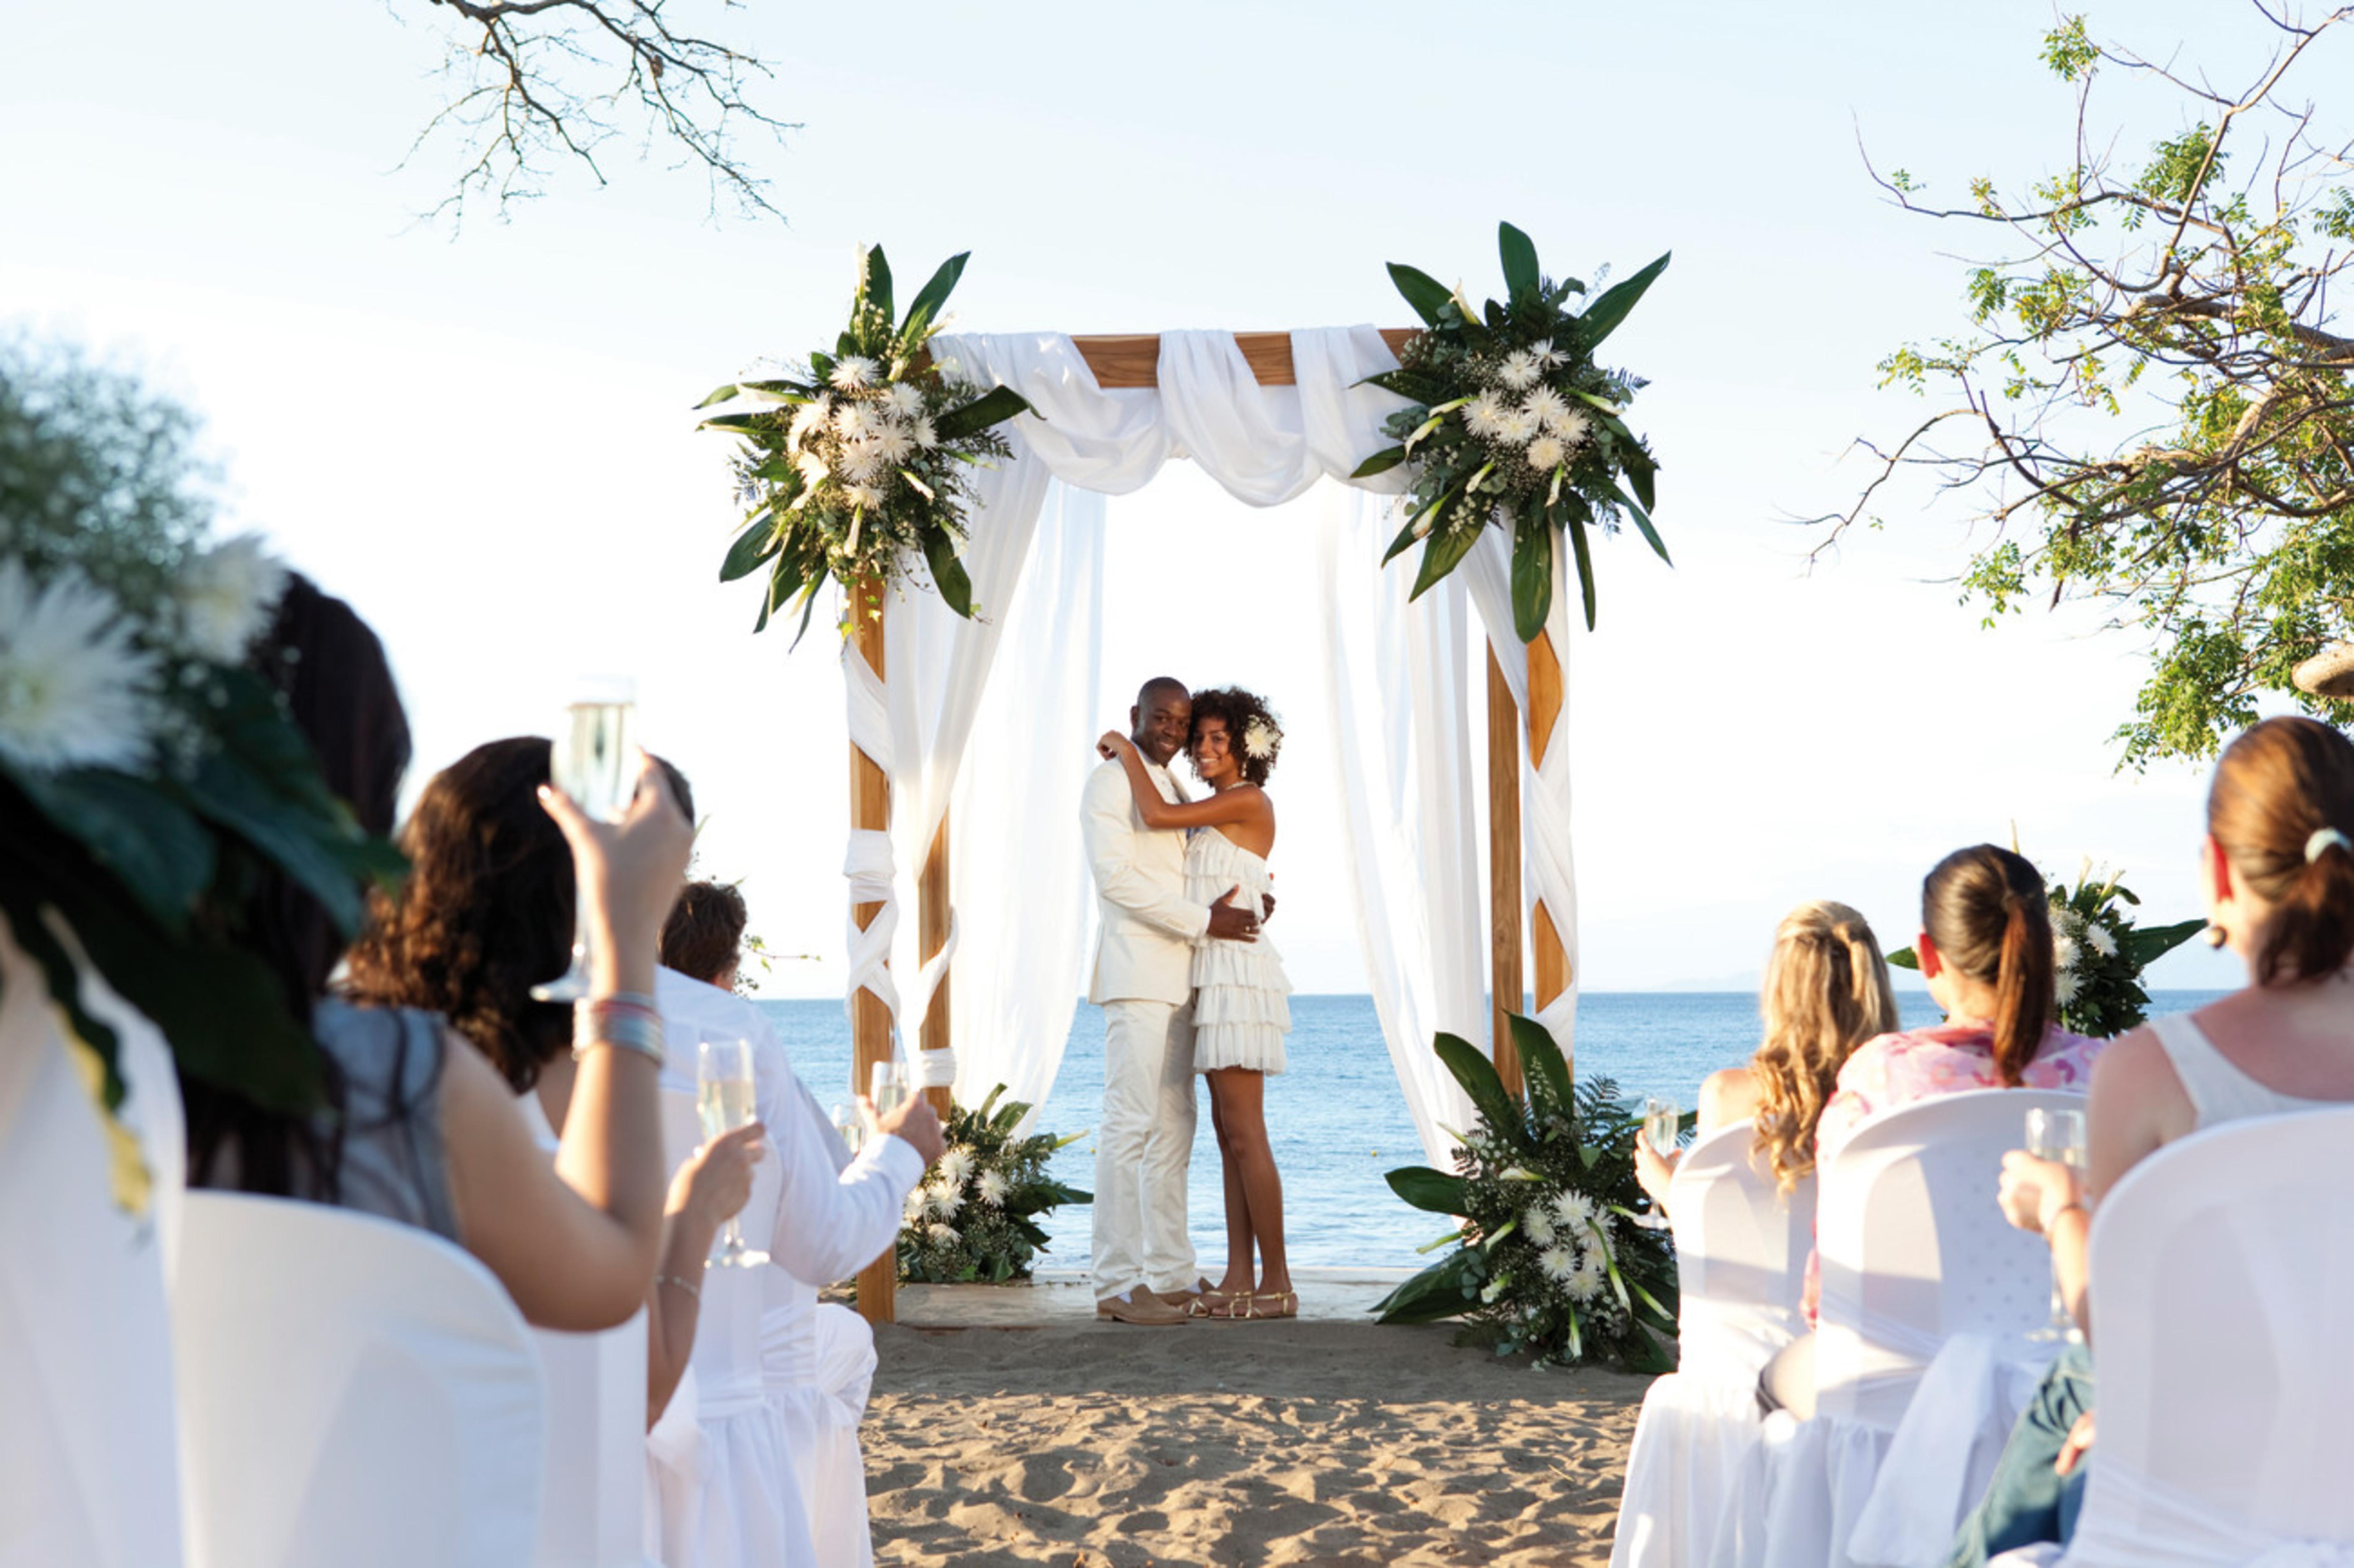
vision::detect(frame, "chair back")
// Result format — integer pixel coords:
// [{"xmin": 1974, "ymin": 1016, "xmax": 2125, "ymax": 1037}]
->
[
  {"xmin": 530, "ymin": 1314, "xmax": 649, "ymax": 1567},
  {"xmin": 172, "ymin": 1192, "xmax": 543, "ymax": 1568},
  {"xmin": 1815, "ymin": 1088, "xmax": 2083, "ymax": 1426},
  {"xmin": 661, "ymin": 1087, "xmax": 783, "ymax": 1415},
  {"xmin": 2067, "ymin": 1106, "xmax": 2354, "ymax": 1561},
  {"xmin": 1666, "ymin": 1124, "xmax": 1813, "ymax": 1374}
]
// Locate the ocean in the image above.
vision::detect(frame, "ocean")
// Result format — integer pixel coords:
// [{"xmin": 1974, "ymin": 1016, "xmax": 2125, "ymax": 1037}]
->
[{"xmin": 754, "ymin": 991, "xmax": 2230, "ymax": 1272}]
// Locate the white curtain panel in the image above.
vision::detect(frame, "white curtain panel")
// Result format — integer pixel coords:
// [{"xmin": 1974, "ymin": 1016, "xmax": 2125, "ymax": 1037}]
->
[
  {"xmin": 1315, "ymin": 487, "xmax": 1486, "ymax": 1166},
  {"xmin": 944, "ymin": 482, "xmax": 1106, "ymax": 1123}
]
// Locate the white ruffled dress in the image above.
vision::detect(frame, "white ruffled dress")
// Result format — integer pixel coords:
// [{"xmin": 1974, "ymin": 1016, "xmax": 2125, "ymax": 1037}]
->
[{"xmin": 1185, "ymin": 829, "xmax": 1292, "ymax": 1074}]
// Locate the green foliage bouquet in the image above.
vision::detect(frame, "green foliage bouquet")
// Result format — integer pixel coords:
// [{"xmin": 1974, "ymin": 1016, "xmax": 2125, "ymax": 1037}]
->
[
  {"xmin": 1353, "ymin": 223, "xmax": 1671, "ymax": 640},
  {"xmin": 0, "ymin": 339, "xmax": 404, "ymax": 1200},
  {"xmin": 897, "ymin": 1084, "xmax": 1091, "ymax": 1284},
  {"xmin": 1375, "ymin": 1015, "xmax": 1678, "ymax": 1371},
  {"xmin": 699, "ymin": 246, "xmax": 1032, "ymax": 643}
]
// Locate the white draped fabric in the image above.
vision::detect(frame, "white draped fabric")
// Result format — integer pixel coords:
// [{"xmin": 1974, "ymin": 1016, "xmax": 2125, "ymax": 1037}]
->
[{"xmin": 0, "ymin": 913, "xmax": 186, "ymax": 1568}]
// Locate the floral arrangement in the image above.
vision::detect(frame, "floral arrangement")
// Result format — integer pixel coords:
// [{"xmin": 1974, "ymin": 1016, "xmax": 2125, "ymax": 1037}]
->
[
  {"xmin": 1376, "ymin": 1014, "xmax": 1678, "ymax": 1372},
  {"xmin": 0, "ymin": 339, "xmax": 405, "ymax": 1194},
  {"xmin": 699, "ymin": 246, "xmax": 1032, "ymax": 643},
  {"xmin": 1353, "ymin": 223, "xmax": 1672, "ymax": 640},
  {"xmin": 897, "ymin": 1084, "xmax": 1091, "ymax": 1284},
  {"xmin": 1890, "ymin": 860, "xmax": 2205, "ymax": 1038}
]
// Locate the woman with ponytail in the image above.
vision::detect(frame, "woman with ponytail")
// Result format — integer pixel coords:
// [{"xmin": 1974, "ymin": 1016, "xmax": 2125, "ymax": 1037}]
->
[
  {"xmin": 1948, "ymin": 716, "xmax": 2354, "ymax": 1566},
  {"xmin": 1633, "ymin": 901, "xmax": 1900, "ymax": 1214}
]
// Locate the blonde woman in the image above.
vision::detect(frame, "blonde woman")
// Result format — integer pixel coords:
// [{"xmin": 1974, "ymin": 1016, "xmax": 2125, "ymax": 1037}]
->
[{"xmin": 1634, "ymin": 901, "xmax": 1901, "ymax": 1213}]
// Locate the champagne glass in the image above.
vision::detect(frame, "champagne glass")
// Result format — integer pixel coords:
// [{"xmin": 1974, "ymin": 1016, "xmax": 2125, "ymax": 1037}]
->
[
  {"xmin": 869, "ymin": 1057, "xmax": 908, "ymax": 1121},
  {"xmin": 2024, "ymin": 1106, "xmax": 2088, "ymax": 1341},
  {"xmin": 530, "ymin": 675, "xmax": 638, "ymax": 1003},
  {"xmin": 830, "ymin": 1101, "xmax": 864, "ymax": 1156},
  {"xmin": 699, "ymin": 1038, "xmax": 767, "ymax": 1268},
  {"xmin": 1634, "ymin": 1096, "xmax": 1682, "ymax": 1230}
]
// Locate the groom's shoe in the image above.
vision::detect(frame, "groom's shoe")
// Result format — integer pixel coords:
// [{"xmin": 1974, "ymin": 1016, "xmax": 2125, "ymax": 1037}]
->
[{"xmin": 1095, "ymin": 1288, "xmax": 1186, "ymax": 1326}]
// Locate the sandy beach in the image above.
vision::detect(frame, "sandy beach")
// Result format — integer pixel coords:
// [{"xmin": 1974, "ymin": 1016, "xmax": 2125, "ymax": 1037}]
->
[{"xmin": 863, "ymin": 1312, "xmax": 1649, "ymax": 1566}]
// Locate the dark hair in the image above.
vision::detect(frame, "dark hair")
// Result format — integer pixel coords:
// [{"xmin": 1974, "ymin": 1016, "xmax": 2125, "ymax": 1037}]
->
[
  {"xmin": 1922, "ymin": 844, "xmax": 2053, "ymax": 1086},
  {"xmin": 662, "ymin": 880, "xmax": 748, "ymax": 987},
  {"xmin": 188, "ymin": 574, "xmax": 414, "ymax": 1196},
  {"xmin": 343, "ymin": 737, "xmax": 574, "ymax": 1091},
  {"xmin": 1189, "ymin": 686, "xmax": 1283, "ymax": 788},
  {"xmin": 2209, "ymin": 716, "xmax": 2354, "ymax": 985},
  {"xmin": 1137, "ymin": 676, "xmax": 1190, "ymax": 710}
]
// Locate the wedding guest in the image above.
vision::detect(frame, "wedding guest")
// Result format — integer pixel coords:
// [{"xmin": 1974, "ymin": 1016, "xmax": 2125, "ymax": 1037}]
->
[
  {"xmin": 1946, "ymin": 716, "xmax": 2354, "ymax": 1566},
  {"xmin": 1633, "ymin": 900, "xmax": 1900, "ymax": 1214},
  {"xmin": 1758, "ymin": 844, "xmax": 2103, "ymax": 1415},
  {"xmin": 190, "ymin": 578, "xmax": 683, "ymax": 1330},
  {"xmin": 654, "ymin": 877, "xmax": 941, "ymax": 1568}
]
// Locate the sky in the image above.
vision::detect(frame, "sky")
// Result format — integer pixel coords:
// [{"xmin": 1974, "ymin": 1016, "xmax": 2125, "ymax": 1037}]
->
[{"xmin": 7, "ymin": 0, "xmax": 2320, "ymax": 997}]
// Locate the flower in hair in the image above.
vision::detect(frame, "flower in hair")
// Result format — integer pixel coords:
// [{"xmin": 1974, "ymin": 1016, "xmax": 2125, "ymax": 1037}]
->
[{"xmin": 1242, "ymin": 715, "xmax": 1281, "ymax": 761}]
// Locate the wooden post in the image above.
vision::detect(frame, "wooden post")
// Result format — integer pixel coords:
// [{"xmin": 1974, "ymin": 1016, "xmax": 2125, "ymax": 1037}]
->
[
  {"xmin": 1526, "ymin": 629, "xmax": 1572, "ymax": 1083},
  {"xmin": 847, "ymin": 581, "xmax": 897, "ymax": 1327},
  {"xmin": 918, "ymin": 815, "xmax": 954, "ymax": 1118},
  {"xmin": 1486, "ymin": 647, "xmax": 1524, "ymax": 1098}
]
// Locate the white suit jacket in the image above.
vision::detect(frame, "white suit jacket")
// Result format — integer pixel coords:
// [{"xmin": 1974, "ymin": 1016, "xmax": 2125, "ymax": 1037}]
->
[{"xmin": 1081, "ymin": 757, "xmax": 1209, "ymax": 1006}]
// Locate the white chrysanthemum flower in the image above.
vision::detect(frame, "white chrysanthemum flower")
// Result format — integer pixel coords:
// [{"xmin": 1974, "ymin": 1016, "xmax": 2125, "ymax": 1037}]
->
[
  {"xmin": 1538, "ymin": 1244, "xmax": 1578, "ymax": 1282},
  {"xmin": 2053, "ymin": 932, "xmax": 2081, "ymax": 972},
  {"xmin": 938, "ymin": 1148, "xmax": 975, "ymax": 1188},
  {"xmin": 834, "ymin": 402, "xmax": 876, "ymax": 442},
  {"xmin": 883, "ymin": 381, "xmax": 925, "ymax": 419},
  {"xmin": 1531, "ymin": 339, "xmax": 1568, "ymax": 370},
  {"xmin": 976, "ymin": 1169, "xmax": 1010, "ymax": 1208},
  {"xmin": 1549, "ymin": 1189, "xmax": 1598, "ymax": 1231},
  {"xmin": 845, "ymin": 483, "xmax": 887, "ymax": 513},
  {"xmin": 1546, "ymin": 406, "xmax": 1595, "ymax": 444},
  {"xmin": 1526, "ymin": 435, "xmax": 1567, "ymax": 472},
  {"xmin": 1522, "ymin": 386, "xmax": 1570, "ymax": 428},
  {"xmin": 926, "ymin": 1221, "xmax": 958, "ymax": 1246},
  {"xmin": 1497, "ymin": 409, "xmax": 1540, "ymax": 445},
  {"xmin": 797, "ymin": 455, "xmax": 832, "ymax": 491},
  {"xmin": 1242, "ymin": 715, "xmax": 1279, "ymax": 760},
  {"xmin": 2087, "ymin": 924, "xmax": 2118, "ymax": 959},
  {"xmin": 0, "ymin": 562, "xmax": 158, "ymax": 773},
  {"xmin": 788, "ymin": 398, "xmax": 832, "ymax": 448},
  {"xmin": 1568, "ymin": 1247, "xmax": 1610, "ymax": 1303},
  {"xmin": 912, "ymin": 417, "xmax": 939, "ymax": 450},
  {"xmin": 175, "ymin": 534, "xmax": 285, "ymax": 664},
  {"xmin": 1523, "ymin": 1206, "xmax": 1557, "ymax": 1247},
  {"xmin": 2055, "ymin": 969, "xmax": 2082, "ymax": 1006},
  {"xmin": 1464, "ymin": 389, "xmax": 1511, "ymax": 439},
  {"xmin": 903, "ymin": 1188, "xmax": 928, "ymax": 1224},
  {"xmin": 839, "ymin": 442, "xmax": 885, "ymax": 486},
  {"xmin": 1497, "ymin": 351, "xmax": 1543, "ymax": 390},
  {"xmin": 867, "ymin": 424, "xmax": 915, "ymax": 467},
  {"xmin": 830, "ymin": 356, "xmax": 879, "ymax": 391},
  {"xmin": 926, "ymin": 1180, "xmax": 964, "ymax": 1220}
]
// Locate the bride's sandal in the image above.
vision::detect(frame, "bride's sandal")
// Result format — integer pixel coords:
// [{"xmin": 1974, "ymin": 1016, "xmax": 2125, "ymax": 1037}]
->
[
  {"xmin": 1186, "ymin": 1283, "xmax": 1242, "ymax": 1319},
  {"xmin": 1241, "ymin": 1289, "xmax": 1297, "ymax": 1321}
]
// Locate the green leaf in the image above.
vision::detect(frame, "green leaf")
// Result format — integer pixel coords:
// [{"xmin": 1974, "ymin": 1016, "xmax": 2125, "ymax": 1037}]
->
[
  {"xmin": 1387, "ymin": 262, "xmax": 1455, "ymax": 328},
  {"xmin": 1511, "ymin": 510, "xmax": 1553, "ymax": 643},
  {"xmin": 1498, "ymin": 222, "xmax": 1540, "ymax": 301},
  {"xmin": 1562, "ymin": 503, "xmax": 1599, "ymax": 631},
  {"xmin": 1611, "ymin": 484, "xmax": 1671, "ymax": 566},
  {"xmin": 1578, "ymin": 251, "xmax": 1671, "ymax": 349},
  {"xmin": 1382, "ymin": 508, "xmax": 1424, "ymax": 566},
  {"xmin": 931, "ymin": 384, "xmax": 1032, "ymax": 444},
  {"xmin": 1887, "ymin": 946, "xmax": 1921, "ymax": 971},
  {"xmin": 1410, "ymin": 515, "xmax": 1485, "ymax": 601},
  {"xmin": 1433, "ymin": 1030, "xmax": 1520, "ymax": 1133},
  {"xmin": 902, "ymin": 252, "xmax": 970, "ymax": 338},
  {"xmin": 860, "ymin": 245, "xmax": 894, "ymax": 327},
  {"xmin": 695, "ymin": 383, "xmax": 744, "ymax": 409},
  {"xmin": 1620, "ymin": 442, "xmax": 1658, "ymax": 512},
  {"xmin": 698, "ymin": 412, "xmax": 768, "ymax": 435},
  {"xmin": 720, "ymin": 518, "xmax": 780, "ymax": 582},
  {"xmin": 1351, "ymin": 444, "xmax": 1408, "ymax": 480},
  {"xmin": 10, "ymin": 769, "xmax": 214, "ymax": 930},
  {"xmin": 1386, "ymin": 1165, "xmax": 1471, "ymax": 1214},
  {"xmin": 2121, "ymin": 917, "xmax": 2206, "ymax": 967},
  {"xmin": 1509, "ymin": 1012, "xmax": 1572, "ymax": 1111},
  {"xmin": 1372, "ymin": 1253, "xmax": 1480, "ymax": 1324},
  {"xmin": 921, "ymin": 528, "xmax": 975, "ymax": 619}
]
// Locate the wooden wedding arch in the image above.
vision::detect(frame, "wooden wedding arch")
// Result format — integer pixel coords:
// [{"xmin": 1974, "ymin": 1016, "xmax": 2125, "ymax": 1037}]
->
[{"xmin": 846, "ymin": 329, "xmax": 1572, "ymax": 1325}]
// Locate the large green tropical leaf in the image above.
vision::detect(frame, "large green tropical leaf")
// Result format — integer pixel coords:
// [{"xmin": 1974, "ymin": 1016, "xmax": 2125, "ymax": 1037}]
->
[
  {"xmin": 1509, "ymin": 1012, "xmax": 1573, "ymax": 1112},
  {"xmin": 1611, "ymin": 484, "xmax": 1672, "ymax": 565},
  {"xmin": 1620, "ymin": 441, "xmax": 1658, "ymax": 512},
  {"xmin": 2122, "ymin": 917, "xmax": 2206, "ymax": 967},
  {"xmin": 1511, "ymin": 509, "xmax": 1553, "ymax": 643},
  {"xmin": 720, "ymin": 518, "xmax": 780, "ymax": 582},
  {"xmin": 1387, "ymin": 263, "xmax": 1455, "ymax": 328},
  {"xmin": 1498, "ymin": 222, "xmax": 1541, "ymax": 301},
  {"xmin": 920, "ymin": 528, "xmax": 974, "ymax": 619},
  {"xmin": 1434, "ymin": 1030, "xmax": 1520, "ymax": 1134},
  {"xmin": 1561, "ymin": 500, "xmax": 1599, "ymax": 630},
  {"xmin": 1351, "ymin": 444, "xmax": 1408, "ymax": 480},
  {"xmin": 1410, "ymin": 513, "xmax": 1486, "ymax": 601},
  {"xmin": 1382, "ymin": 507, "xmax": 1424, "ymax": 567},
  {"xmin": 9, "ymin": 769, "xmax": 213, "ymax": 930},
  {"xmin": 1371, "ymin": 1252, "xmax": 1479, "ymax": 1324},
  {"xmin": 699, "ymin": 411, "xmax": 769, "ymax": 435},
  {"xmin": 858, "ymin": 246, "xmax": 894, "ymax": 328},
  {"xmin": 1579, "ymin": 251, "xmax": 1671, "ymax": 349},
  {"xmin": 901, "ymin": 251, "xmax": 970, "ymax": 340},
  {"xmin": 1386, "ymin": 1165, "xmax": 1471, "ymax": 1214},
  {"xmin": 931, "ymin": 384, "xmax": 1033, "ymax": 444}
]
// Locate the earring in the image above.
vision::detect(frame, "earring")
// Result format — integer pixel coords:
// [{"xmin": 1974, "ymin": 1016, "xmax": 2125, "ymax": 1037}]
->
[{"xmin": 2203, "ymin": 923, "xmax": 2227, "ymax": 949}]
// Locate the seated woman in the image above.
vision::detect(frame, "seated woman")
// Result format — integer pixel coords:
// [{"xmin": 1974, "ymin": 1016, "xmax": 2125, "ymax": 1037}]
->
[
  {"xmin": 1633, "ymin": 899, "xmax": 1900, "ymax": 1215},
  {"xmin": 1759, "ymin": 844, "xmax": 2103, "ymax": 1415},
  {"xmin": 187, "ymin": 577, "xmax": 688, "ymax": 1331},
  {"xmin": 1948, "ymin": 716, "xmax": 2354, "ymax": 1567}
]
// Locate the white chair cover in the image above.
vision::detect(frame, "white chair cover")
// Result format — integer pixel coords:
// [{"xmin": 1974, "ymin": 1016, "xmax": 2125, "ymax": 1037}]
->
[
  {"xmin": 0, "ymin": 915, "xmax": 186, "ymax": 1568},
  {"xmin": 654, "ymin": 1088, "xmax": 811, "ymax": 1568},
  {"xmin": 2043, "ymin": 1106, "xmax": 2354, "ymax": 1567},
  {"xmin": 171, "ymin": 1191, "xmax": 544, "ymax": 1568},
  {"xmin": 1718, "ymin": 1089, "xmax": 2083, "ymax": 1568},
  {"xmin": 765, "ymin": 1301, "xmax": 877, "ymax": 1568},
  {"xmin": 534, "ymin": 1312, "xmax": 655, "ymax": 1567},
  {"xmin": 1612, "ymin": 1125, "xmax": 1814, "ymax": 1568}
]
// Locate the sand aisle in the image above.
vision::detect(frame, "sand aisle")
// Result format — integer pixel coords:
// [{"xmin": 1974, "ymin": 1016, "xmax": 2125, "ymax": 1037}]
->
[{"xmin": 864, "ymin": 1318, "xmax": 1649, "ymax": 1565}]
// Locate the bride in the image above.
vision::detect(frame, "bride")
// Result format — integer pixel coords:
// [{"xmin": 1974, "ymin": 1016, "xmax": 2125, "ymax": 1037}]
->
[{"xmin": 1099, "ymin": 687, "xmax": 1296, "ymax": 1320}]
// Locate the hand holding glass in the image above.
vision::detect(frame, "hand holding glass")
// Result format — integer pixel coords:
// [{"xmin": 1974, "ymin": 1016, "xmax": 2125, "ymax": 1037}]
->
[
  {"xmin": 2023, "ymin": 1106, "xmax": 2088, "ymax": 1341},
  {"xmin": 1634, "ymin": 1096, "xmax": 1681, "ymax": 1230},
  {"xmin": 530, "ymin": 676, "xmax": 637, "ymax": 1003},
  {"xmin": 700, "ymin": 1039, "xmax": 768, "ymax": 1268}
]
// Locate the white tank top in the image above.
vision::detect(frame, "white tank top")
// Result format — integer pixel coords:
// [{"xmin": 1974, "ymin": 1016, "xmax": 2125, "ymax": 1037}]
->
[{"xmin": 2149, "ymin": 1011, "xmax": 2344, "ymax": 1128}]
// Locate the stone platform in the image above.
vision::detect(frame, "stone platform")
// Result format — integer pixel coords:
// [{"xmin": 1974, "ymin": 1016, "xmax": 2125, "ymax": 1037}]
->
[{"xmin": 891, "ymin": 1265, "xmax": 1413, "ymax": 1328}]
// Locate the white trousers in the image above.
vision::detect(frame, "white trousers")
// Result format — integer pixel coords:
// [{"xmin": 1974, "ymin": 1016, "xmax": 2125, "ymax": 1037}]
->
[{"xmin": 1092, "ymin": 998, "xmax": 1198, "ymax": 1301}]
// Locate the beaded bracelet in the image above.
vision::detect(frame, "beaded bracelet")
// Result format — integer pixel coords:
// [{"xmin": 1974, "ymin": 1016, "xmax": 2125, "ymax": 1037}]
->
[
  {"xmin": 573, "ymin": 1000, "xmax": 664, "ymax": 1064},
  {"xmin": 655, "ymin": 1273, "xmax": 702, "ymax": 1301}
]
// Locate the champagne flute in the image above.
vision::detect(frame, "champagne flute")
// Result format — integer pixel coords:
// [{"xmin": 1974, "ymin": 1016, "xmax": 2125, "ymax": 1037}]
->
[
  {"xmin": 830, "ymin": 1102, "xmax": 864, "ymax": 1156},
  {"xmin": 530, "ymin": 675, "xmax": 638, "ymax": 1003},
  {"xmin": 869, "ymin": 1057, "xmax": 908, "ymax": 1121},
  {"xmin": 699, "ymin": 1038, "xmax": 768, "ymax": 1268},
  {"xmin": 2024, "ymin": 1106, "xmax": 2088, "ymax": 1341},
  {"xmin": 1635, "ymin": 1096, "xmax": 1682, "ymax": 1230}
]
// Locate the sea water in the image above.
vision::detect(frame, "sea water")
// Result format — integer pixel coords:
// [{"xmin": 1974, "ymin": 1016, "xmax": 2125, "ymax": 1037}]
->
[{"xmin": 756, "ymin": 991, "xmax": 2230, "ymax": 1272}]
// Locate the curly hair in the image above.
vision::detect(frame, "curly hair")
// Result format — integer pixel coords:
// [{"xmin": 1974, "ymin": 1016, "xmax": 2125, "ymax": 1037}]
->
[
  {"xmin": 1747, "ymin": 901, "xmax": 1900, "ymax": 1192},
  {"xmin": 1189, "ymin": 686, "xmax": 1283, "ymax": 787},
  {"xmin": 342, "ymin": 737, "xmax": 575, "ymax": 1091}
]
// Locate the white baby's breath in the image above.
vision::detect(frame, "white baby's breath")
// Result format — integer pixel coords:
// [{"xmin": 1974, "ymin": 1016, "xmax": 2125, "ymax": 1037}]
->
[
  {"xmin": 0, "ymin": 562, "xmax": 158, "ymax": 773},
  {"xmin": 174, "ymin": 534, "xmax": 285, "ymax": 664}
]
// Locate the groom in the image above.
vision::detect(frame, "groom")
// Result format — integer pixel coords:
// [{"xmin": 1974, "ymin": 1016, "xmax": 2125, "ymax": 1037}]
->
[{"xmin": 1081, "ymin": 676, "xmax": 1260, "ymax": 1325}]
